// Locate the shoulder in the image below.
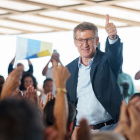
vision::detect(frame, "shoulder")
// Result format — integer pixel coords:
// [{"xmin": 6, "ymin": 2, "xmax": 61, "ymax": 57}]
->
[{"xmin": 66, "ymin": 57, "xmax": 79, "ymax": 69}]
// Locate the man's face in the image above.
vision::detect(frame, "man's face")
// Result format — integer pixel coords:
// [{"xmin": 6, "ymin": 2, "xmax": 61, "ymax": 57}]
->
[
  {"xmin": 43, "ymin": 81, "xmax": 53, "ymax": 94},
  {"xmin": 74, "ymin": 30, "xmax": 99, "ymax": 60}
]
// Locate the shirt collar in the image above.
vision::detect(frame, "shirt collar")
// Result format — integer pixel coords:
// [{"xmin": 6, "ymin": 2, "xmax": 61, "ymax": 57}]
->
[{"xmin": 78, "ymin": 56, "xmax": 94, "ymax": 68}]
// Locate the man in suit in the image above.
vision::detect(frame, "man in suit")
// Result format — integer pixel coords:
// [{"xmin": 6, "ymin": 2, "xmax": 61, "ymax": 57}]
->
[{"xmin": 66, "ymin": 15, "xmax": 123, "ymax": 132}]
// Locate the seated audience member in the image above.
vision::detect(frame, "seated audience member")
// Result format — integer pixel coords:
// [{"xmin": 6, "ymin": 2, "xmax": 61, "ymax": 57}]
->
[
  {"xmin": 0, "ymin": 99, "xmax": 43, "ymax": 140},
  {"xmin": 19, "ymin": 73, "xmax": 37, "ymax": 95},
  {"xmin": 41, "ymin": 78, "xmax": 53, "ymax": 104},
  {"xmin": 8, "ymin": 57, "xmax": 33, "ymax": 74},
  {"xmin": 42, "ymin": 50, "xmax": 63, "ymax": 95},
  {"xmin": 117, "ymin": 71, "xmax": 137, "ymax": 103},
  {"xmin": 43, "ymin": 99, "xmax": 76, "ymax": 137}
]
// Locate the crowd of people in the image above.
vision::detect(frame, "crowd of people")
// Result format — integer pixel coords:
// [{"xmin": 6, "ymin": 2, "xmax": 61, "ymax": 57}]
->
[{"xmin": 0, "ymin": 14, "xmax": 140, "ymax": 140}]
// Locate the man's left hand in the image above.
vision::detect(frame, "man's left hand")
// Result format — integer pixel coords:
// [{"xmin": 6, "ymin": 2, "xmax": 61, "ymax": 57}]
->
[{"xmin": 105, "ymin": 14, "xmax": 117, "ymax": 40}]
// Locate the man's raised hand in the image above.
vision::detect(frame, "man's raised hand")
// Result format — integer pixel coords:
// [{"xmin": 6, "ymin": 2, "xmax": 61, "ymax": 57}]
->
[
  {"xmin": 52, "ymin": 59, "xmax": 70, "ymax": 88},
  {"xmin": 105, "ymin": 14, "xmax": 117, "ymax": 40},
  {"xmin": 26, "ymin": 85, "xmax": 38, "ymax": 106},
  {"xmin": 1, "ymin": 67, "xmax": 22, "ymax": 100},
  {"xmin": 39, "ymin": 92, "xmax": 55, "ymax": 112}
]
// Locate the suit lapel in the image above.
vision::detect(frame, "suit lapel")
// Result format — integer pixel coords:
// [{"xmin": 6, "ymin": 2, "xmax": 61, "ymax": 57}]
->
[
  {"xmin": 90, "ymin": 48, "xmax": 103, "ymax": 82},
  {"xmin": 70, "ymin": 59, "xmax": 79, "ymax": 102}
]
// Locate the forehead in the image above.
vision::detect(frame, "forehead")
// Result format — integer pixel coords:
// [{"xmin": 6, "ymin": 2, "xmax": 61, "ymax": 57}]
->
[
  {"xmin": 44, "ymin": 80, "xmax": 53, "ymax": 85},
  {"xmin": 75, "ymin": 30, "xmax": 95, "ymax": 39},
  {"xmin": 24, "ymin": 76, "xmax": 33, "ymax": 80}
]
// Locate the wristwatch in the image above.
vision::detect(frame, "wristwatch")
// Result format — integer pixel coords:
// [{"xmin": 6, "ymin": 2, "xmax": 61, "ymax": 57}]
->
[{"xmin": 56, "ymin": 88, "xmax": 67, "ymax": 93}]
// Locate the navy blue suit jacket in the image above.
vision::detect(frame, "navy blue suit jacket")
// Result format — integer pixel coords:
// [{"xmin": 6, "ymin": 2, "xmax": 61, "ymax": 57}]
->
[{"xmin": 66, "ymin": 37, "xmax": 123, "ymax": 123}]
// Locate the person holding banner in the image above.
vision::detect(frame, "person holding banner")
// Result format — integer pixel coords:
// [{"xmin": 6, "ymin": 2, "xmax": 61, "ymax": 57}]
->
[
  {"xmin": 42, "ymin": 50, "xmax": 63, "ymax": 95},
  {"xmin": 8, "ymin": 57, "xmax": 33, "ymax": 75},
  {"xmin": 66, "ymin": 14, "xmax": 123, "ymax": 133}
]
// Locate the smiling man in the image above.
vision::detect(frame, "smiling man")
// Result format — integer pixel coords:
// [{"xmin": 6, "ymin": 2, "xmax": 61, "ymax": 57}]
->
[{"xmin": 66, "ymin": 15, "xmax": 123, "ymax": 131}]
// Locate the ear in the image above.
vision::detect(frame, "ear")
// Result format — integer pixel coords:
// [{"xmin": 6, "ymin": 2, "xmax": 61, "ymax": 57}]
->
[
  {"xmin": 96, "ymin": 37, "xmax": 99, "ymax": 46},
  {"xmin": 43, "ymin": 85, "xmax": 45, "ymax": 89},
  {"xmin": 74, "ymin": 39, "xmax": 77, "ymax": 48},
  {"xmin": 67, "ymin": 121, "xmax": 74, "ymax": 132}
]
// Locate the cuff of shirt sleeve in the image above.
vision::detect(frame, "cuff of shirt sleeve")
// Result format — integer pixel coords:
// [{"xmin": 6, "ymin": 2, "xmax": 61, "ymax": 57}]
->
[{"xmin": 108, "ymin": 36, "xmax": 118, "ymax": 45}]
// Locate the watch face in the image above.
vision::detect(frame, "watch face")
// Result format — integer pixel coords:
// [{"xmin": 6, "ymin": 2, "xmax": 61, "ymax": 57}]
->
[{"xmin": 57, "ymin": 88, "xmax": 67, "ymax": 93}]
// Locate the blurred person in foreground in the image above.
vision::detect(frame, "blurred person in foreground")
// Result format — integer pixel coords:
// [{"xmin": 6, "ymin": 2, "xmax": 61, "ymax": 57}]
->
[
  {"xmin": 8, "ymin": 57, "xmax": 33, "ymax": 74},
  {"xmin": 114, "ymin": 96, "xmax": 140, "ymax": 140},
  {"xmin": 0, "ymin": 99, "xmax": 43, "ymax": 140},
  {"xmin": 66, "ymin": 14, "xmax": 123, "ymax": 134},
  {"xmin": 42, "ymin": 50, "xmax": 63, "ymax": 95},
  {"xmin": 43, "ymin": 98, "xmax": 76, "ymax": 138},
  {"xmin": 0, "ymin": 68, "xmax": 43, "ymax": 140}
]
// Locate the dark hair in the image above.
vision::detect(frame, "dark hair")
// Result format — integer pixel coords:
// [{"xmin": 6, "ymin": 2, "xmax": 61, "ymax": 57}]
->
[
  {"xmin": 19, "ymin": 73, "xmax": 37, "ymax": 90},
  {"xmin": 17, "ymin": 63, "xmax": 24, "ymax": 67},
  {"xmin": 0, "ymin": 85, "xmax": 3, "ymax": 98},
  {"xmin": 0, "ymin": 75, "xmax": 4, "ymax": 85},
  {"xmin": 43, "ymin": 78, "xmax": 53, "ymax": 85},
  {"xmin": 73, "ymin": 22, "xmax": 98, "ymax": 39},
  {"xmin": 129, "ymin": 93, "xmax": 140, "ymax": 102},
  {"xmin": 43, "ymin": 99, "xmax": 76, "ymax": 127},
  {"xmin": 0, "ymin": 99, "xmax": 42, "ymax": 140}
]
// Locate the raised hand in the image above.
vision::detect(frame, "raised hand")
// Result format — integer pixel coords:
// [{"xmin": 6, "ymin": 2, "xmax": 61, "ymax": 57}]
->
[
  {"xmin": 1, "ymin": 67, "xmax": 22, "ymax": 100},
  {"xmin": 105, "ymin": 14, "xmax": 117, "ymax": 40},
  {"xmin": 39, "ymin": 92, "xmax": 55, "ymax": 112},
  {"xmin": 52, "ymin": 59, "xmax": 70, "ymax": 88},
  {"xmin": 114, "ymin": 101, "xmax": 129, "ymax": 136},
  {"xmin": 52, "ymin": 59, "xmax": 70, "ymax": 140},
  {"xmin": 26, "ymin": 85, "xmax": 38, "ymax": 106},
  {"xmin": 114, "ymin": 97, "xmax": 140, "ymax": 140},
  {"xmin": 77, "ymin": 119, "xmax": 91, "ymax": 140}
]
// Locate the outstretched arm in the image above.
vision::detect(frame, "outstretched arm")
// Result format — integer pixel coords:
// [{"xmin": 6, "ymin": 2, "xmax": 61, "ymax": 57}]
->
[
  {"xmin": 1, "ymin": 67, "xmax": 23, "ymax": 100},
  {"xmin": 53, "ymin": 60, "xmax": 70, "ymax": 140},
  {"xmin": 105, "ymin": 14, "xmax": 123, "ymax": 78},
  {"xmin": 42, "ymin": 59, "xmax": 51, "ymax": 76},
  {"xmin": 27, "ymin": 59, "xmax": 33, "ymax": 74}
]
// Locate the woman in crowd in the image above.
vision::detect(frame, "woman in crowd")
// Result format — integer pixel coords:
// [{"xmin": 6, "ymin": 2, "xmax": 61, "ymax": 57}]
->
[{"xmin": 19, "ymin": 73, "xmax": 37, "ymax": 95}]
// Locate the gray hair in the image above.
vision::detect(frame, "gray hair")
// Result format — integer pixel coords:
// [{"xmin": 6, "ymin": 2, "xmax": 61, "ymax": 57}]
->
[{"xmin": 73, "ymin": 22, "xmax": 98, "ymax": 39}]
